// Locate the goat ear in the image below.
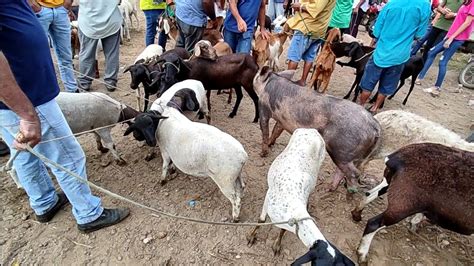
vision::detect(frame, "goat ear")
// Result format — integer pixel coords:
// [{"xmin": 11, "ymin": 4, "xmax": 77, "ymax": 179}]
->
[
  {"xmin": 123, "ymin": 124, "xmax": 135, "ymax": 136},
  {"xmin": 163, "ymin": 19, "xmax": 170, "ymax": 35},
  {"xmin": 277, "ymin": 70, "xmax": 296, "ymax": 80},
  {"xmin": 123, "ymin": 65, "xmax": 132, "ymax": 73},
  {"xmin": 178, "ymin": 57, "xmax": 191, "ymax": 73},
  {"xmin": 348, "ymin": 42, "xmax": 359, "ymax": 57},
  {"xmin": 259, "ymin": 66, "xmax": 272, "ymax": 82},
  {"xmin": 194, "ymin": 44, "xmax": 201, "ymax": 57},
  {"xmin": 185, "ymin": 90, "xmax": 199, "ymax": 111}
]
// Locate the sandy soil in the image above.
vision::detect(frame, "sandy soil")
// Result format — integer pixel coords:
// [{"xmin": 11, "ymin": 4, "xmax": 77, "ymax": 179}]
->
[{"xmin": 1, "ymin": 13, "xmax": 473, "ymax": 266}]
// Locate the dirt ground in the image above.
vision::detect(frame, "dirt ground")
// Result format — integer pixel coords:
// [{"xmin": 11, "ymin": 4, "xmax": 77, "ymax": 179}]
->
[{"xmin": 1, "ymin": 13, "xmax": 473, "ymax": 266}]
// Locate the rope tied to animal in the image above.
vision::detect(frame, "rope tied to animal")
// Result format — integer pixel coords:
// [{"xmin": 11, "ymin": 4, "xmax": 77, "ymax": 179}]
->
[
  {"xmin": 1, "ymin": 138, "xmax": 314, "ymax": 229},
  {"xmin": 354, "ymin": 50, "xmax": 375, "ymax": 62}
]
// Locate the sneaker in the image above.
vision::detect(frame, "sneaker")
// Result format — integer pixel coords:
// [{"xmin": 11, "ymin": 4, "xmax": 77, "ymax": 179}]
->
[
  {"xmin": 77, "ymin": 83, "xmax": 91, "ymax": 92},
  {"xmin": 430, "ymin": 89, "xmax": 440, "ymax": 97},
  {"xmin": 77, "ymin": 208, "xmax": 130, "ymax": 233},
  {"xmin": 423, "ymin": 86, "xmax": 439, "ymax": 93},
  {"xmin": 105, "ymin": 83, "xmax": 116, "ymax": 92},
  {"xmin": 36, "ymin": 192, "xmax": 70, "ymax": 223},
  {"xmin": 415, "ymin": 79, "xmax": 422, "ymax": 85},
  {"xmin": 0, "ymin": 140, "xmax": 10, "ymax": 157}
]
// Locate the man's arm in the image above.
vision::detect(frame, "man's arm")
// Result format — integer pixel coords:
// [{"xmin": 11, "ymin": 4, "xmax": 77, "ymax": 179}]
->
[
  {"xmin": 258, "ymin": 0, "xmax": 270, "ymax": 39},
  {"xmin": 229, "ymin": 0, "xmax": 247, "ymax": 32},
  {"xmin": 0, "ymin": 52, "xmax": 41, "ymax": 149},
  {"xmin": 203, "ymin": 0, "xmax": 216, "ymax": 21}
]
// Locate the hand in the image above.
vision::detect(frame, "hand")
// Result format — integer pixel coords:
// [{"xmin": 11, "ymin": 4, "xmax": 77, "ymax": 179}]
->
[
  {"xmin": 292, "ymin": 2, "xmax": 301, "ymax": 12},
  {"xmin": 260, "ymin": 28, "xmax": 271, "ymax": 40},
  {"xmin": 63, "ymin": 0, "xmax": 72, "ymax": 9},
  {"xmin": 30, "ymin": 2, "xmax": 42, "ymax": 13},
  {"xmin": 237, "ymin": 17, "xmax": 247, "ymax": 33},
  {"xmin": 353, "ymin": 7, "xmax": 359, "ymax": 14},
  {"xmin": 13, "ymin": 119, "xmax": 41, "ymax": 150},
  {"xmin": 283, "ymin": 0, "xmax": 288, "ymax": 9},
  {"xmin": 443, "ymin": 38, "xmax": 453, "ymax": 48},
  {"xmin": 444, "ymin": 11, "xmax": 456, "ymax": 19}
]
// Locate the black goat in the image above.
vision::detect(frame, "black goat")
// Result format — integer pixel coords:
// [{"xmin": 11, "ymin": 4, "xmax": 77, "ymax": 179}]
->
[
  {"xmin": 332, "ymin": 42, "xmax": 424, "ymax": 107},
  {"xmin": 123, "ymin": 48, "xmax": 190, "ymax": 111}
]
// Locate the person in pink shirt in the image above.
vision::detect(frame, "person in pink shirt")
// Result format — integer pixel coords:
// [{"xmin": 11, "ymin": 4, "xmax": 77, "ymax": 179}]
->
[{"xmin": 417, "ymin": 0, "xmax": 474, "ymax": 96}]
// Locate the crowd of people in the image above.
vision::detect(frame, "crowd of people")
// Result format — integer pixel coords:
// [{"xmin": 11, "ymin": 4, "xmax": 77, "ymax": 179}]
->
[{"xmin": 0, "ymin": 0, "xmax": 473, "ymax": 238}]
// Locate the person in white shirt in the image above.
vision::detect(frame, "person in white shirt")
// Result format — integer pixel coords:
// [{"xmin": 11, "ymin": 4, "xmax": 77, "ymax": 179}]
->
[
  {"xmin": 348, "ymin": 0, "xmax": 370, "ymax": 37},
  {"xmin": 77, "ymin": 0, "xmax": 122, "ymax": 92}
]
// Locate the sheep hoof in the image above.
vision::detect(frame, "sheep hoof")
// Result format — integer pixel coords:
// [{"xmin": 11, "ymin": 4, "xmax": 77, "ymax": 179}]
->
[
  {"xmin": 116, "ymin": 158, "xmax": 127, "ymax": 166},
  {"xmin": 228, "ymin": 112, "xmax": 236, "ymax": 118},
  {"xmin": 100, "ymin": 160, "xmax": 112, "ymax": 167},
  {"xmin": 272, "ymin": 244, "xmax": 281, "ymax": 256},
  {"xmin": 351, "ymin": 209, "xmax": 363, "ymax": 222},
  {"xmin": 259, "ymin": 151, "xmax": 269, "ymax": 158},
  {"xmin": 99, "ymin": 147, "xmax": 109, "ymax": 154},
  {"xmin": 144, "ymin": 152, "xmax": 156, "ymax": 161},
  {"xmin": 252, "ymin": 117, "xmax": 259, "ymax": 123},
  {"xmin": 159, "ymin": 179, "xmax": 168, "ymax": 186},
  {"xmin": 246, "ymin": 234, "xmax": 257, "ymax": 247}
]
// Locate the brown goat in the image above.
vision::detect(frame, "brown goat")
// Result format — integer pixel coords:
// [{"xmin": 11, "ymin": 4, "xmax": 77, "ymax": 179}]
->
[
  {"xmin": 254, "ymin": 67, "xmax": 381, "ymax": 192},
  {"xmin": 252, "ymin": 31, "xmax": 289, "ymax": 71},
  {"xmin": 357, "ymin": 143, "xmax": 474, "ymax": 264},
  {"xmin": 308, "ymin": 28, "xmax": 341, "ymax": 93}
]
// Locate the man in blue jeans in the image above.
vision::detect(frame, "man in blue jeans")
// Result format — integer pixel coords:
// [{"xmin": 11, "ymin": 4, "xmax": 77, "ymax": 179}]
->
[
  {"xmin": 29, "ymin": 0, "xmax": 78, "ymax": 93},
  {"xmin": 359, "ymin": 0, "xmax": 430, "ymax": 113},
  {"xmin": 141, "ymin": 0, "xmax": 168, "ymax": 48},
  {"xmin": 224, "ymin": 0, "xmax": 269, "ymax": 54},
  {"xmin": 174, "ymin": 0, "xmax": 216, "ymax": 52},
  {"xmin": 0, "ymin": 0, "xmax": 129, "ymax": 233}
]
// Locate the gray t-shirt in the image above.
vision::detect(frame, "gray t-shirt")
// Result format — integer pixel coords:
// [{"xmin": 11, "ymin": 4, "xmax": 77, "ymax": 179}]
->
[{"xmin": 78, "ymin": 0, "xmax": 122, "ymax": 39}]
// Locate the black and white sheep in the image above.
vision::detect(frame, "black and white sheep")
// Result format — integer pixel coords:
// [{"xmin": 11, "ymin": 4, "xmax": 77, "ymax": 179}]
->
[
  {"xmin": 246, "ymin": 128, "xmax": 354, "ymax": 265},
  {"xmin": 124, "ymin": 105, "xmax": 247, "ymax": 221},
  {"xmin": 357, "ymin": 143, "xmax": 474, "ymax": 264}
]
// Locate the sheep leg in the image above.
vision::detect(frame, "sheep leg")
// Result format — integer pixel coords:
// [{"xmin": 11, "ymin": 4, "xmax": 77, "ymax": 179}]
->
[
  {"xmin": 242, "ymin": 85, "xmax": 260, "ymax": 123},
  {"xmin": 352, "ymin": 85, "xmax": 362, "ymax": 103},
  {"xmin": 344, "ymin": 75, "xmax": 360, "ymax": 99},
  {"xmin": 160, "ymin": 152, "xmax": 172, "ymax": 185},
  {"xmin": 213, "ymin": 176, "xmax": 242, "ymax": 222},
  {"xmin": 227, "ymin": 89, "xmax": 232, "ymax": 104},
  {"xmin": 96, "ymin": 129, "xmax": 126, "ymax": 166},
  {"xmin": 336, "ymin": 162, "xmax": 361, "ymax": 193},
  {"xmin": 247, "ymin": 194, "xmax": 269, "ymax": 246},
  {"xmin": 272, "ymin": 229, "xmax": 286, "ymax": 256},
  {"xmin": 401, "ymin": 77, "xmax": 415, "ymax": 105},
  {"xmin": 358, "ymin": 204, "xmax": 414, "ymax": 264},
  {"xmin": 308, "ymin": 66, "xmax": 319, "ymax": 91},
  {"xmin": 329, "ymin": 168, "xmax": 345, "ymax": 192},
  {"xmin": 200, "ymin": 95, "xmax": 211, "ymax": 124},
  {"xmin": 206, "ymin": 90, "xmax": 212, "ymax": 111},
  {"xmin": 409, "ymin": 213, "xmax": 426, "ymax": 232},
  {"xmin": 94, "ymin": 132, "xmax": 109, "ymax": 153},
  {"xmin": 321, "ymin": 71, "xmax": 332, "ymax": 93},
  {"xmin": 351, "ymin": 178, "xmax": 389, "ymax": 222},
  {"xmin": 136, "ymin": 88, "xmax": 143, "ymax": 112},
  {"xmin": 144, "ymin": 93, "xmax": 150, "ymax": 112},
  {"xmin": 228, "ymin": 86, "xmax": 243, "ymax": 119},
  {"xmin": 217, "ymin": 89, "xmax": 222, "ymax": 95},
  {"xmin": 259, "ymin": 105, "xmax": 271, "ymax": 157},
  {"xmin": 268, "ymin": 122, "xmax": 285, "ymax": 147},
  {"xmin": 94, "ymin": 60, "xmax": 100, "ymax": 78}
]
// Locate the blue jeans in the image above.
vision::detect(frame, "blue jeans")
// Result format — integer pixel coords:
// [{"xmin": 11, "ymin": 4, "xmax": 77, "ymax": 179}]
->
[
  {"xmin": 144, "ymin": 9, "xmax": 167, "ymax": 48},
  {"xmin": 360, "ymin": 57, "xmax": 405, "ymax": 96},
  {"xmin": 287, "ymin": 31, "xmax": 322, "ymax": 63},
  {"xmin": 36, "ymin": 6, "xmax": 77, "ymax": 92},
  {"xmin": 267, "ymin": 0, "xmax": 284, "ymax": 21},
  {"xmin": 411, "ymin": 24, "xmax": 432, "ymax": 56},
  {"xmin": 0, "ymin": 99, "xmax": 103, "ymax": 224},
  {"xmin": 223, "ymin": 29, "xmax": 253, "ymax": 54},
  {"xmin": 418, "ymin": 38, "xmax": 464, "ymax": 88}
]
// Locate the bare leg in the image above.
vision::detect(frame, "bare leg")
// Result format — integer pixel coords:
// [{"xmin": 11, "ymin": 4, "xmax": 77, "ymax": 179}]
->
[
  {"xmin": 297, "ymin": 61, "xmax": 313, "ymax": 86},
  {"xmin": 359, "ymin": 90, "xmax": 371, "ymax": 106},
  {"xmin": 369, "ymin": 93, "xmax": 386, "ymax": 112}
]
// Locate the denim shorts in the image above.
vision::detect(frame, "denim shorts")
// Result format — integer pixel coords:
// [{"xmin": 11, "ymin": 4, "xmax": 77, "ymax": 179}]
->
[
  {"xmin": 287, "ymin": 31, "xmax": 322, "ymax": 62},
  {"xmin": 360, "ymin": 57, "xmax": 405, "ymax": 96}
]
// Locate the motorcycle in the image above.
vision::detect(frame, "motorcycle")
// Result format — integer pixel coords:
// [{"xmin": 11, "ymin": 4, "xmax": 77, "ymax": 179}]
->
[{"xmin": 459, "ymin": 54, "xmax": 474, "ymax": 89}]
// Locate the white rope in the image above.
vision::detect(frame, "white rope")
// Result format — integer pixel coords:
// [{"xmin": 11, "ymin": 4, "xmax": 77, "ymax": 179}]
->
[{"xmin": 3, "ymin": 137, "xmax": 314, "ymax": 228}]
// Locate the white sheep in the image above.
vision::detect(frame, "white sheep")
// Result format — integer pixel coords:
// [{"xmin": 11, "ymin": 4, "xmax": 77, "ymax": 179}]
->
[
  {"xmin": 352, "ymin": 110, "xmax": 474, "ymax": 222},
  {"xmin": 150, "ymin": 79, "xmax": 210, "ymax": 123},
  {"xmin": 246, "ymin": 128, "xmax": 354, "ymax": 265},
  {"xmin": 56, "ymin": 91, "xmax": 138, "ymax": 165},
  {"xmin": 118, "ymin": 0, "xmax": 139, "ymax": 42},
  {"xmin": 134, "ymin": 44, "xmax": 163, "ymax": 64},
  {"xmin": 124, "ymin": 106, "xmax": 247, "ymax": 221}
]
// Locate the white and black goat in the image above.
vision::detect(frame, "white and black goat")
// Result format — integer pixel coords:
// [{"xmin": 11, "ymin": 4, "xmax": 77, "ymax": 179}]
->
[
  {"xmin": 357, "ymin": 143, "xmax": 473, "ymax": 264},
  {"xmin": 124, "ymin": 106, "xmax": 247, "ymax": 221},
  {"xmin": 247, "ymin": 129, "xmax": 354, "ymax": 265}
]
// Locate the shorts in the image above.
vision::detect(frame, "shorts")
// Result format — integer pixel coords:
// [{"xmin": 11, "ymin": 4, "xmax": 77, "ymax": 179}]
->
[
  {"xmin": 287, "ymin": 30, "xmax": 322, "ymax": 63},
  {"xmin": 360, "ymin": 57, "xmax": 405, "ymax": 96}
]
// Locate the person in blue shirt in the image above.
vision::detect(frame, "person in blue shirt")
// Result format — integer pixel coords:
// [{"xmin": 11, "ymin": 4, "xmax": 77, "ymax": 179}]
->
[
  {"xmin": 359, "ymin": 0, "xmax": 431, "ymax": 113},
  {"xmin": 174, "ymin": 0, "xmax": 216, "ymax": 52},
  {"xmin": 224, "ymin": 0, "xmax": 270, "ymax": 54},
  {"xmin": 0, "ymin": 0, "xmax": 129, "ymax": 233}
]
